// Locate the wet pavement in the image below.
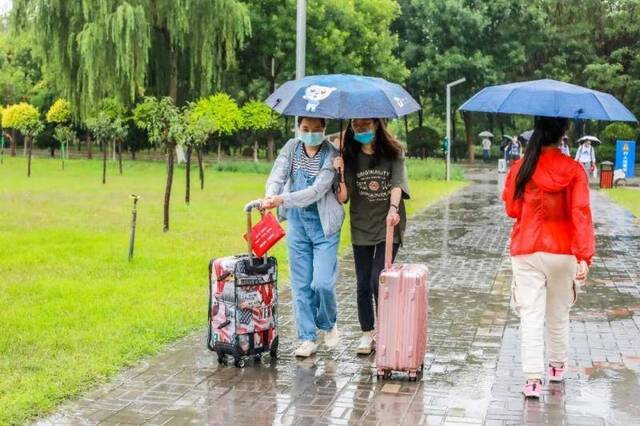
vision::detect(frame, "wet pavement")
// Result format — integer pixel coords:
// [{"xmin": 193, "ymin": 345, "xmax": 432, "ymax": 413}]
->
[{"xmin": 39, "ymin": 169, "xmax": 640, "ymax": 425}]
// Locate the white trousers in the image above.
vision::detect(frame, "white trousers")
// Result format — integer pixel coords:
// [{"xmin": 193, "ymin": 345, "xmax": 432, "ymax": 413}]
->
[{"xmin": 511, "ymin": 253, "xmax": 578, "ymax": 379}]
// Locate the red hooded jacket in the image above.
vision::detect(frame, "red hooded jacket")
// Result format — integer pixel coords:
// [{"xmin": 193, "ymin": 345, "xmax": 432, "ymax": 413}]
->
[{"xmin": 502, "ymin": 147, "xmax": 595, "ymax": 265}]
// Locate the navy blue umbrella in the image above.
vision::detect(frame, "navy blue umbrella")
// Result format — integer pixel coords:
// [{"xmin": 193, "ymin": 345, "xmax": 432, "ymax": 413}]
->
[
  {"xmin": 265, "ymin": 74, "xmax": 420, "ymax": 119},
  {"xmin": 459, "ymin": 79, "xmax": 637, "ymax": 122}
]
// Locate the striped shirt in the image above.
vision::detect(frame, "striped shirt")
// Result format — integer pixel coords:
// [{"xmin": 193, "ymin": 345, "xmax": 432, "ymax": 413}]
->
[{"xmin": 292, "ymin": 142, "xmax": 322, "ymax": 177}]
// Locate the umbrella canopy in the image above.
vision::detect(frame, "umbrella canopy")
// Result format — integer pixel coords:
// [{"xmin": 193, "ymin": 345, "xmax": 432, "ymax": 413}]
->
[
  {"xmin": 459, "ymin": 79, "xmax": 638, "ymax": 122},
  {"xmin": 577, "ymin": 135, "xmax": 601, "ymax": 145},
  {"xmin": 519, "ymin": 130, "xmax": 534, "ymax": 141},
  {"xmin": 478, "ymin": 131, "xmax": 494, "ymax": 138},
  {"xmin": 265, "ymin": 74, "xmax": 420, "ymax": 119}
]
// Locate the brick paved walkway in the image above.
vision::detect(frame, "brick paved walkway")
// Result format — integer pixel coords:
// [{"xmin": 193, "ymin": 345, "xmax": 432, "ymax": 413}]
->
[{"xmin": 39, "ymin": 170, "xmax": 640, "ymax": 425}]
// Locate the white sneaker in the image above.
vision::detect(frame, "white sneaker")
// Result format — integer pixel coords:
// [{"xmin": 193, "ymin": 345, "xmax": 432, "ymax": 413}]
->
[
  {"xmin": 324, "ymin": 325, "xmax": 339, "ymax": 348},
  {"xmin": 294, "ymin": 340, "xmax": 317, "ymax": 358},
  {"xmin": 356, "ymin": 334, "xmax": 374, "ymax": 355}
]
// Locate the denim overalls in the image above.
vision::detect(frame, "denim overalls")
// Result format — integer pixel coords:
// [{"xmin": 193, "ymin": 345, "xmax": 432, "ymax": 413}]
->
[{"xmin": 287, "ymin": 142, "xmax": 341, "ymax": 342}]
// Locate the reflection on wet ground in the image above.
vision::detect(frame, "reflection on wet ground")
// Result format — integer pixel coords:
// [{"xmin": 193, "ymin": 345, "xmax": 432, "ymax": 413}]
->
[{"xmin": 40, "ymin": 168, "xmax": 640, "ymax": 425}]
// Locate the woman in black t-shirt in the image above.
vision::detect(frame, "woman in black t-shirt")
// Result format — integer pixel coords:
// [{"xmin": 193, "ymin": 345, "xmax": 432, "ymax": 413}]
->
[{"xmin": 334, "ymin": 118, "xmax": 410, "ymax": 355}]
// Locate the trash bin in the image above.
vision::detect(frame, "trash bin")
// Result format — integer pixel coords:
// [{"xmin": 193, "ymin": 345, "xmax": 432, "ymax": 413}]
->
[{"xmin": 599, "ymin": 161, "xmax": 614, "ymax": 189}]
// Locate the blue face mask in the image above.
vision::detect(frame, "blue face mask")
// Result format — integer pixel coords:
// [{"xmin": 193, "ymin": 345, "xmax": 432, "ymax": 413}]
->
[
  {"xmin": 354, "ymin": 130, "xmax": 375, "ymax": 144},
  {"xmin": 299, "ymin": 131, "xmax": 324, "ymax": 146}
]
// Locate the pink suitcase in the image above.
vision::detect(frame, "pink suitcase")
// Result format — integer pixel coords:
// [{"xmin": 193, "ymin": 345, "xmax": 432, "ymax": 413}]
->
[{"xmin": 376, "ymin": 224, "xmax": 429, "ymax": 381}]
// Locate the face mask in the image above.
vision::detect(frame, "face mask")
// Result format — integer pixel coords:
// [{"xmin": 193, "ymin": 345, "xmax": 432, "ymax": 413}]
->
[
  {"xmin": 299, "ymin": 131, "xmax": 324, "ymax": 146},
  {"xmin": 354, "ymin": 130, "xmax": 375, "ymax": 144}
]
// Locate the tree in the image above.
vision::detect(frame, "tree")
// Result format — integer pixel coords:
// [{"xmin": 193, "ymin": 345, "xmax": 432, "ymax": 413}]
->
[
  {"xmin": 229, "ymin": 0, "xmax": 407, "ymax": 101},
  {"xmin": 191, "ymin": 93, "xmax": 242, "ymax": 164},
  {"xmin": 1, "ymin": 102, "xmax": 43, "ymax": 176},
  {"xmin": 240, "ymin": 100, "xmax": 274, "ymax": 162},
  {"xmin": 133, "ymin": 96, "xmax": 180, "ymax": 232},
  {"xmin": 87, "ymin": 112, "xmax": 127, "ymax": 184},
  {"xmin": 12, "ymin": 0, "xmax": 251, "ymax": 118},
  {"xmin": 45, "ymin": 98, "xmax": 71, "ymax": 125},
  {"xmin": 184, "ymin": 105, "xmax": 211, "ymax": 198},
  {"xmin": 53, "ymin": 125, "xmax": 77, "ymax": 170}
]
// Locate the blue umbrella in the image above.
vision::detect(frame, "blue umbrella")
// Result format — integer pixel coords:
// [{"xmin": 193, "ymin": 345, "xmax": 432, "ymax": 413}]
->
[
  {"xmin": 265, "ymin": 74, "xmax": 420, "ymax": 119},
  {"xmin": 459, "ymin": 79, "xmax": 637, "ymax": 122}
]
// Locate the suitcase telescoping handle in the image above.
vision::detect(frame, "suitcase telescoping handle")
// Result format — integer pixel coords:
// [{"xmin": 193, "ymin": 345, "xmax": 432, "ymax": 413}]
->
[
  {"xmin": 244, "ymin": 199, "xmax": 266, "ymax": 266},
  {"xmin": 384, "ymin": 223, "xmax": 395, "ymax": 270}
]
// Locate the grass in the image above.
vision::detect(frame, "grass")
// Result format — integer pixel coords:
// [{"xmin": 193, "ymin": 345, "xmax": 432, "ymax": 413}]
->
[
  {"xmin": 606, "ymin": 187, "xmax": 640, "ymax": 218},
  {"xmin": 0, "ymin": 156, "xmax": 466, "ymax": 424}
]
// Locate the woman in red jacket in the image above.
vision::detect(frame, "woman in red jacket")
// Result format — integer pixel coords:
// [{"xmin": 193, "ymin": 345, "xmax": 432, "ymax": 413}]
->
[{"xmin": 502, "ymin": 116, "xmax": 595, "ymax": 399}]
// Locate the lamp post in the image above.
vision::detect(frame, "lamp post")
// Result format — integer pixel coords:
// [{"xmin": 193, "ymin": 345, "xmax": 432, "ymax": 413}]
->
[
  {"xmin": 296, "ymin": 0, "xmax": 306, "ymax": 80},
  {"xmin": 446, "ymin": 78, "xmax": 466, "ymax": 182}
]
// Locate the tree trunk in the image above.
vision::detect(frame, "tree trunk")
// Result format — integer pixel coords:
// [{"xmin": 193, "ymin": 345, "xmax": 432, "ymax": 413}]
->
[
  {"xmin": 404, "ymin": 116, "xmax": 409, "ymax": 140},
  {"xmin": 463, "ymin": 111, "xmax": 475, "ymax": 163},
  {"xmin": 102, "ymin": 140, "xmax": 107, "ymax": 184},
  {"xmin": 164, "ymin": 142, "xmax": 176, "ymax": 232},
  {"xmin": 23, "ymin": 136, "xmax": 27, "ymax": 156},
  {"xmin": 267, "ymin": 131, "xmax": 275, "ymax": 162},
  {"xmin": 131, "ymin": 148, "xmax": 136, "ymax": 160},
  {"xmin": 196, "ymin": 146, "xmax": 204, "ymax": 189},
  {"xmin": 9, "ymin": 130, "xmax": 16, "ymax": 156},
  {"xmin": 217, "ymin": 141, "xmax": 221, "ymax": 164},
  {"xmin": 27, "ymin": 136, "xmax": 32, "ymax": 177},
  {"xmin": 118, "ymin": 140, "xmax": 123, "ymax": 174},
  {"xmin": 86, "ymin": 134, "xmax": 93, "ymax": 159},
  {"xmin": 50, "ymin": 145, "xmax": 55, "ymax": 157},
  {"xmin": 169, "ymin": 41, "xmax": 178, "ymax": 104},
  {"xmin": 253, "ymin": 140, "xmax": 259, "ymax": 163},
  {"xmin": 185, "ymin": 146, "xmax": 192, "ymax": 204}
]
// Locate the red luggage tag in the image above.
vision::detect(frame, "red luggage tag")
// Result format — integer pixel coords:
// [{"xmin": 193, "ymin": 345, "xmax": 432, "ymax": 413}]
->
[{"xmin": 243, "ymin": 211, "xmax": 286, "ymax": 257}]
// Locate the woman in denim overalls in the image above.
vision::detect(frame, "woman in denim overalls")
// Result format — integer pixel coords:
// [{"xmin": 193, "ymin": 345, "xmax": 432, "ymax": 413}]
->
[{"xmin": 262, "ymin": 117, "xmax": 345, "ymax": 358}]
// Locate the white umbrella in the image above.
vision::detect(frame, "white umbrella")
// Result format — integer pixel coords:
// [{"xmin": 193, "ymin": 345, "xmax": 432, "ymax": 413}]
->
[
  {"xmin": 478, "ymin": 131, "xmax": 494, "ymax": 138},
  {"xmin": 577, "ymin": 135, "xmax": 601, "ymax": 145},
  {"xmin": 519, "ymin": 130, "xmax": 534, "ymax": 141}
]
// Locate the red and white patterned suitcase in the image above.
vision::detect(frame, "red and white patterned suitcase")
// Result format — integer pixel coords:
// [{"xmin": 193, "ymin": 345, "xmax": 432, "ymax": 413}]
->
[
  {"xmin": 207, "ymin": 200, "xmax": 279, "ymax": 368},
  {"xmin": 376, "ymin": 225, "xmax": 429, "ymax": 381}
]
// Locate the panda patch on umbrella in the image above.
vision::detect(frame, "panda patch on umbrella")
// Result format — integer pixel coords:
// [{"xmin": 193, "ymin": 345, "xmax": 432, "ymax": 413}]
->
[{"xmin": 303, "ymin": 85, "xmax": 337, "ymax": 112}]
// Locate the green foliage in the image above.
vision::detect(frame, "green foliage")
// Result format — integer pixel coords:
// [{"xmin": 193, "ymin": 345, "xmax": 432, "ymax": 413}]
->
[
  {"xmin": 600, "ymin": 122, "xmax": 638, "ymax": 144},
  {"xmin": 240, "ymin": 100, "xmax": 273, "ymax": 132},
  {"xmin": 1, "ymin": 102, "xmax": 43, "ymax": 136},
  {"xmin": 45, "ymin": 98, "xmax": 71, "ymax": 124},
  {"xmin": 133, "ymin": 96, "xmax": 180, "ymax": 146},
  {"xmin": 191, "ymin": 93, "xmax": 241, "ymax": 136},
  {"xmin": 53, "ymin": 125, "xmax": 78, "ymax": 146},
  {"xmin": 230, "ymin": 0, "xmax": 407, "ymax": 100},
  {"xmin": 13, "ymin": 0, "xmax": 251, "ymax": 118},
  {"xmin": 406, "ymin": 126, "xmax": 441, "ymax": 158},
  {"xmin": 87, "ymin": 112, "xmax": 127, "ymax": 145}
]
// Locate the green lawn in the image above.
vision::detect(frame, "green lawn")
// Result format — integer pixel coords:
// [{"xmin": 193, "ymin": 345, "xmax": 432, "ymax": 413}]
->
[
  {"xmin": 606, "ymin": 188, "xmax": 640, "ymax": 218},
  {"xmin": 0, "ymin": 156, "xmax": 466, "ymax": 424}
]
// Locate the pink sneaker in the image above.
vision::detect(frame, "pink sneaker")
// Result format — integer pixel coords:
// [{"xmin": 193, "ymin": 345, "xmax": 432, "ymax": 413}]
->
[
  {"xmin": 523, "ymin": 380, "xmax": 542, "ymax": 398},
  {"xmin": 548, "ymin": 364, "xmax": 566, "ymax": 382}
]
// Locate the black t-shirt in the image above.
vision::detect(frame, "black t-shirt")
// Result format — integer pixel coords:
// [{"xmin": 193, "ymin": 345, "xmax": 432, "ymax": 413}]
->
[{"xmin": 345, "ymin": 152, "xmax": 410, "ymax": 246}]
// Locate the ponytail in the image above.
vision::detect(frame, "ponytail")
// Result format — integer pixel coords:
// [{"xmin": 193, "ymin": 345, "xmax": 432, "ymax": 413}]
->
[{"xmin": 514, "ymin": 116, "xmax": 569, "ymax": 199}]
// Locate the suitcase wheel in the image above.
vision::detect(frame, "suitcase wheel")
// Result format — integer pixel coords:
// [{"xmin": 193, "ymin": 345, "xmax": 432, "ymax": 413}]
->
[
  {"xmin": 234, "ymin": 357, "xmax": 246, "ymax": 368},
  {"xmin": 383, "ymin": 370, "xmax": 392, "ymax": 380}
]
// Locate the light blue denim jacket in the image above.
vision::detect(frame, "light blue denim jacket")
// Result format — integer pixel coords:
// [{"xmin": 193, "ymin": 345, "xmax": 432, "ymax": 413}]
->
[{"xmin": 265, "ymin": 138, "xmax": 345, "ymax": 237}]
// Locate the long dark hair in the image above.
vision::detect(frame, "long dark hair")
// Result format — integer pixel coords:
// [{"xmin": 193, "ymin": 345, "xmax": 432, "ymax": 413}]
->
[
  {"xmin": 514, "ymin": 116, "xmax": 569, "ymax": 199},
  {"xmin": 343, "ymin": 118, "xmax": 403, "ymax": 166}
]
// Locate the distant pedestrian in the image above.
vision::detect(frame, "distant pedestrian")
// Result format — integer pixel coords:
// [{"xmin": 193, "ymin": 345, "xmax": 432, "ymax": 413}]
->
[
  {"xmin": 559, "ymin": 135, "xmax": 571, "ymax": 156},
  {"xmin": 575, "ymin": 139, "xmax": 596, "ymax": 176},
  {"xmin": 509, "ymin": 136, "xmax": 521, "ymax": 165},
  {"xmin": 482, "ymin": 137, "xmax": 492, "ymax": 163}
]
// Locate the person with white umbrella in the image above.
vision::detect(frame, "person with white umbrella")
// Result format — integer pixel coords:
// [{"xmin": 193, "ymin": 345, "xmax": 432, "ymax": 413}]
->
[
  {"xmin": 479, "ymin": 131, "xmax": 493, "ymax": 163},
  {"xmin": 575, "ymin": 138, "xmax": 597, "ymax": 176}
]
